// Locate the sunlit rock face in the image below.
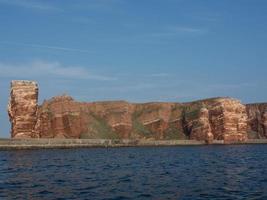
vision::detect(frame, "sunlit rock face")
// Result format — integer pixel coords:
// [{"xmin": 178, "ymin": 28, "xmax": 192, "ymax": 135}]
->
[
  {"xmin": 34, "ymin": 95, "xmax": 87, "ymax": 138},
  {"xmin": 246, "ymin": 103, "xmax": 267, "ymax": 138},
  {"xmin": 34, "ymin": 99, "xmax": 182, "ymax": 140},
  {"xmin": 33, "ymin": 97, "xmax": 248, "ymax": 143},
  {"xmin": 189, "ymin": 108, "xmax": 213, "ymax": 143},
  {"xmin": 8, "ymin": 80, "xmax": 38, "ymax": 138},
  {"xmin": 209, "ymin": 98, "xmax": 247, "ymax": 143},
  {"xmin": 7, "ymin": 81, "xmax": 254, "ymax": 143},
  {"xmin": 182, "ymin": 98, "xmax": 247, "ymax": 143},
  {"xmin": 34, "ymin": 97, "xmax": 135, "ymax": 139}
]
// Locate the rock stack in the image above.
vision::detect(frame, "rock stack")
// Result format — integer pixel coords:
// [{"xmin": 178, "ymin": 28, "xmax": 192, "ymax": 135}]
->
[{"xmin": 8, "ymin": 80, "xmax": 38, "ymax": 138}]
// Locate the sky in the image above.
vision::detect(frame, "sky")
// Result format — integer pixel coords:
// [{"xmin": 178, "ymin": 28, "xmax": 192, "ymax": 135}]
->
[{"xmin": 0, "ymin": 0, "xmax": 267, "ymax": 137}]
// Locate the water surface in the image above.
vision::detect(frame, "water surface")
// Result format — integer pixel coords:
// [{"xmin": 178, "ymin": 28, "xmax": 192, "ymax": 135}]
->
[{"xmin": 1, "ymin": 145, "xmax": 267, "ymax": 199}]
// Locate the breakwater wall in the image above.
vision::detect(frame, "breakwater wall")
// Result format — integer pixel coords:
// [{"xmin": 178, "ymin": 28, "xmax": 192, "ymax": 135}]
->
[
  {"xmin": 0, "ymin": 139, "xmax": 206, "ymax": 150},
  {"xmin": 0, "ymin": 139, "xmax": 267, "ymax": 150}
]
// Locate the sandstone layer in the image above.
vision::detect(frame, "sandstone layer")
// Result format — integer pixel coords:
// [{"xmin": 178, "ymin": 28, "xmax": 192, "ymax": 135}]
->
[
  {"xmin": 246, "ymin": 103, "xmax": 267, "ymax": 138},
  {"xmin": 7, "ymin": 80, "xmax": 266, "ymax": 143},
  {"xmin": 8, "ymin": 81, "xmax": 38, "ymax": 138}
]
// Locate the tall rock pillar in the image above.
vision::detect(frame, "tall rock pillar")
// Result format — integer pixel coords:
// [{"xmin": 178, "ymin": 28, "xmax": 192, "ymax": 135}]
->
[{"xmin": 8, "ymin": 80, "xmax": 39, "ymax": 138}]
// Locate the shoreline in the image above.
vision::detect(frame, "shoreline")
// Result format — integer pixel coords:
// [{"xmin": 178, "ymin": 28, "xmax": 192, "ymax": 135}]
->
[{"xmin": 0, "ymin": 138, "xmax": 267, "ymax": 150}]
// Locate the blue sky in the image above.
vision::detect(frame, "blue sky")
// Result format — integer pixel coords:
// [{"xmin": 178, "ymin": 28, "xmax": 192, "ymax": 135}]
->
[{"xmin": 0, "ymin": 0, "xmax": 267, "ymax": 137}]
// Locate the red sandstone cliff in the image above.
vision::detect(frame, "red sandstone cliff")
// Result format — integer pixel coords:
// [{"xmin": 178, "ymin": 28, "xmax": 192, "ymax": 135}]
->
[
  {"xmin": 182, "ymin": 98, "xmax": 247, "ymax": 143},
  {"xmin": 7, "ymin": 80, "xmax": 265, "ymax": 143},
  {"xmin": 246, "ymin": 103, "xmax": 267, "ymax": 138},
  {"xmin": 8, "ymin": 81, "xmax": 39, "ymax": 138},
  {"xmin": 209, "ymin": 99, "xmax": 247, "ymax": 143},
  {"xmin": 189, "ymin": 108, "xmax": 213, "ymax": 143}
]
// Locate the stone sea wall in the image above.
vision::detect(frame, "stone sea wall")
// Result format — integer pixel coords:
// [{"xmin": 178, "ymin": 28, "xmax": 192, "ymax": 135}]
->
[
  {"xmin": 0, "ymin": 138, "xmax": 207, "ymax": 150},
  {"xmin": 1, "ymin": 139, "xmax": 267, "ymax": 150}
]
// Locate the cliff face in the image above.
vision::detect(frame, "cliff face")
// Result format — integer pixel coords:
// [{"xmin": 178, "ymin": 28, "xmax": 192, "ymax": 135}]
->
[
  {"xmin": 8, "ymin": 81, "xmax": 38, "ymax": 138},
  {"xmin": 209, "ymin": 99, "xmax": 247, "ymax": 143},
  {"xmin": 34, "ymin": 99, "xmax": 180, "ymax": 140},
  {"xmin": 189, "ymin": 108, "xmax": 213, "ymax": 143},
  {"xmin": 182, "ymin": 98, "xmax": 247, "ymax": 143},
  {"xmin": 246, "ymin": 103, "xmax": 267, "ymax": 138},
  {"xmin": 33, "ymin": 97, "xmax": 248, "ymax": 143},
  {"xmin": 7, "ymin": 80, "xmax": 263, "ymax": 143}
]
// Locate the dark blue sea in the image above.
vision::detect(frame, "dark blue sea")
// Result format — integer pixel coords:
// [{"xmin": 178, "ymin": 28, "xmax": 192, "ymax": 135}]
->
[{"xmin": 1, "ymin": 145, "xmax": 267, "ymax": 200}]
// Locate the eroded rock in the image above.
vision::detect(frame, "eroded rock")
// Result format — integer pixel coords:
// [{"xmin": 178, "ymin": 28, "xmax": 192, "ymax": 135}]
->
[
  {"xmin": 246, "ymin": 103, "xmax": 267, "ymax": 138},
  {"xmin": 8, "ymin": 80, "xmax": 38, "ymax": 138},
  {"xmin": 209, "ymin": 98, "xmax": 247, "ymax": 143},
  {"xmin": 183, "ymin": 98, "xmax": 247, "ymax": 143},
  {"xmin": 190, "ymin": 108, "xmax": 214, "ymax": 144},
  {"xmin": 7, "ymin": 81, "xmax": 255, "ymax": 143}
]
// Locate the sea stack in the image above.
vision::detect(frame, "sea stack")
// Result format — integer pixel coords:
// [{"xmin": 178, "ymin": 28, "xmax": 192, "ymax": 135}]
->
[{"xmin": 8, "ymin": 80, "xmax": 39, "ymax": 138}]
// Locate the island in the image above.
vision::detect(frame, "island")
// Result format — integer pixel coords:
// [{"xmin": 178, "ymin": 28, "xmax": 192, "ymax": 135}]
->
[{"xmin": 1, "ymin": 80, "xmax": 266, "ymax": 149}]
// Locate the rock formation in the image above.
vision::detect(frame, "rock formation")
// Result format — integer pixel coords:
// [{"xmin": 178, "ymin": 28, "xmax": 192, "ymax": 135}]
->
[
  {"xmin": 8, "ymin": 81, "xmax": 38, "ymax": 138},
  {"xmin": 7, "ymin": 80, "xmax": 266, "ymax": 143},
  {"xmin": 209, "ymin": 98, "xmax": 247, "ymax": 143},
  {"xmin": 189, "ymin": 108, "xmax": 213, "ymax": 144},
  {"xmin": 182, "ymin": 98, "xmax": 247, "ymax": 143},
  {"xmin": 246, "ymin": 103, "xmax": 267, "ymax": 138}
]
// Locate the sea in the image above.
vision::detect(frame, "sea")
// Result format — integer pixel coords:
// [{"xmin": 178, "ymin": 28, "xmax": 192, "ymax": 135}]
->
[{"xmin": 0, "ymin": 145, "xmax": 267, "ymax": 200}]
